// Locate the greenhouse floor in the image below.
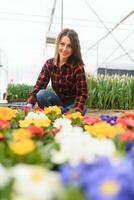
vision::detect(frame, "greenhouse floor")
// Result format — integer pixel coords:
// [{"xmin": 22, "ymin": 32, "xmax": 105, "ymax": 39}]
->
[
  {"xmin": 0, "ymin": 102, "xmax": 26, "ymax": 109},
  {"xmin": 87, "ymin": 109, "xmax": 134, "ymax": 118}
]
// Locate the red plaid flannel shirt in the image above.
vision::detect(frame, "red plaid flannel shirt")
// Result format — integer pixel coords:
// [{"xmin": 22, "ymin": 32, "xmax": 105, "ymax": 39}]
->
[{"xmin": 27, "ymin": 58, "xmax": 87, "ymax": 113}]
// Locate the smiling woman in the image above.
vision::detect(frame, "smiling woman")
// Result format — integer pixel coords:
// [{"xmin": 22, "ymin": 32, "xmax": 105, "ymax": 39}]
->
[
  {"xmin": 26, "ymin": 28, "xmax": 87, "ymax": 115},
  {"xmin": 58, "ymin": 36, "xmax": 73, "ymax": 66},
  {"xmin": 0, "ymin": 0, "xmax": 134, "ymax": 87}
]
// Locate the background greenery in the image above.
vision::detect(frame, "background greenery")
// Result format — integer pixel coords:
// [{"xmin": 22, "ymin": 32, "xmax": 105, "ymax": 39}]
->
[
  {"xmin": 86, "ymin": 74, "xmax": 134, "ymax": 110},
  {"xmin": 7, "ymin": 74, "xmax": 134, "ymax": 110},
  {"xmin": 7, "ymin": 84, "xmax": 33, "ymax": 102}
]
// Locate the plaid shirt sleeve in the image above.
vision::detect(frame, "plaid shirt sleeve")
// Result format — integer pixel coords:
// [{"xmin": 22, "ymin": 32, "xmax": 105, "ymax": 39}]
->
[
  {"xmin": 74, "ymin": 64, "xmax": 87, "ymax": 113},
  {"xmin": 27, "ymin": 60, "xmax": 50, "ymax": 105}
]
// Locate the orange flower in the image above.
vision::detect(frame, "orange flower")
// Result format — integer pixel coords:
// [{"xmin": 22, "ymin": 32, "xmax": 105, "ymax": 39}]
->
[{"xmin": 0, "ymin": 107, "xmax": 17, "ymax": 120}]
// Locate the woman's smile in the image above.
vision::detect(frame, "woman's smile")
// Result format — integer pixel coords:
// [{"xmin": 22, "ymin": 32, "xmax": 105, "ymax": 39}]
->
[{"xmin": 58, "ymin": 36, "xmax": 73, "ymax": 63}]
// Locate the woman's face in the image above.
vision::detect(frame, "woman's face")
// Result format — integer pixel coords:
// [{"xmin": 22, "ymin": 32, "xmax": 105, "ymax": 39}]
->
[{"xmin": 58, "ymin": 36, "xmax": 73, "ymax": 63}]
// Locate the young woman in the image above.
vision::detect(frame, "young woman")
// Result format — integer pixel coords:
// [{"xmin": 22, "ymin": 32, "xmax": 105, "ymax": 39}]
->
[{"xmin": 26, "ymin": 28, "xmax": 87, "ymax": 115}]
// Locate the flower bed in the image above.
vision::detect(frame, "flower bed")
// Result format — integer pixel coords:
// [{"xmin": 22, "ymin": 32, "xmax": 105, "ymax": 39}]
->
[{"xmin": 0, "ymin": 106, "xmax": 134, "ymax": 200}]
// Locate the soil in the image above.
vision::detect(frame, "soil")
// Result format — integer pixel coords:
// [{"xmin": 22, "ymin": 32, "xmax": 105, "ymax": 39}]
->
[{"xmin": 87, "ymin": 109, "xmax": 134, "ymax": 118}]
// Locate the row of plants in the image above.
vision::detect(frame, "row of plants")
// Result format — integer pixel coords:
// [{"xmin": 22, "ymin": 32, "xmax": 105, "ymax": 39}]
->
[
  {"xmin": 6, "ymin": 74, "xmax": 134, "ymax": 109},
  {"xmin": 0, "ymin": 105, "xmax": 134, "ymax": 199},
  {"xmin": 86, "ymin": 74, "xmax": 134, "ymax": 109},
  {"xmin": 7, "ymin": 84, "xmax": 53, "ymax": 102},
  {"xmin": 7, "ymin": 84, "xmax": 33, "ymax": 102}
]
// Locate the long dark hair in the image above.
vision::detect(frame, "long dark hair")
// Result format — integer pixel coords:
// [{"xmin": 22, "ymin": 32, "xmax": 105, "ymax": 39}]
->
[{"xmin": 53, "ymin": 28, "xmax": 84, "ymax": 66}]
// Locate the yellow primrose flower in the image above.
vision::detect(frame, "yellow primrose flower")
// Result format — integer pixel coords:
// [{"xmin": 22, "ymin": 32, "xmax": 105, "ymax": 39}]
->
[
  {"xmin": 19, "ymin": 118, "xmax": 51, "ymax": 128},
  {"xmin": 85, "ymin": 122, "xmax": 124, "ymax": 139},
  {"xmin": 32, "ymin": 118, "xmax": 51, "ymax": 127},
  {"xmin": 12, "ymin": 128, "xmax": 32, "ymax": 140},
  {"xmin": 0, "ymin": 107, "xmax": 17, "ymax": 120},
  {"xmin": 9, "ymin": 139, "xmax": 35, "ymax": 155},
  {"xmin": 44, "ymin": 106, "xmax": 61, "ymax": 115},
  {"xmin": 19, "ymin": 119, "xmax": 33, "ymax": 127},
  {"xmin": 65, "ymin": 112, "xmax": 82, "ymax": 120}
]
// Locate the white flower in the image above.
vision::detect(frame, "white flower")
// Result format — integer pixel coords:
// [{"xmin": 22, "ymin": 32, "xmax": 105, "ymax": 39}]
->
[
  {"xmin": 53, "ymin": 117, "xmax": 72, "ymax": 129},
  {"xmin": 0, "ymin": 164, "xmax": 10, "ymax": 188},
  {"xmin": 25, "ymin": 111, "xmax": 48, "ymax": 120},
  {"xmin": 92, "ymin": 138, "xmax": 116, "ymax": 157},
  {"xmin": 11, "ymin": 164, "xmax": 61, "ymax": 200},
  {"xmin": 51, "ymin": 127, "xmax": 116, "ymax": 165}
]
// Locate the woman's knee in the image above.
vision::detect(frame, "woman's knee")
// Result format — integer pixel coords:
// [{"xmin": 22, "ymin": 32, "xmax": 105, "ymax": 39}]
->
[
  {"xmin": 36, "ymin": 89, "xmax": 49, "ymax": 99},
  {"xmin": 36, "ymin": 90, "xmax": 62, "ymax": 108},
  {"xmin": 36, "ymin": 90, "xmax": 50, "ymax": 108}
]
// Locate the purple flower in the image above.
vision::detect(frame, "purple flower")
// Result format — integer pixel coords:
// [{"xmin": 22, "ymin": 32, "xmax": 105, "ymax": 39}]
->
[
  {"xmin": 117, "ymin": 154, "xmax": 134, "ymax": 176},
  {"xmin": 59, "ymin": 158, "xmax": 111, "ymax": 186},
  {"xmin": 84, "ymin": 166, "xmax": 134, "ymax": 200},
  {"xmin": 126, "ymin": 140, "xmax": 134, "ymax": 153},
  {"xmin": 100, "ymin": 115, "xmax": 118, "ymax": 125},
  {"xmin": 59, "ymin": 162, "xmax": 90, "ymax": 186},
  {"xmin": 59, "ymin": 158, "xmax": 134, "ymax": 200}
]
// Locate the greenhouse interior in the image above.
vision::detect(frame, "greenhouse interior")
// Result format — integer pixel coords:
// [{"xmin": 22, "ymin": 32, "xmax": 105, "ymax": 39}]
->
[{"xmin": 0, "ymin": 0, "xmax": 134, "ymax": 200}]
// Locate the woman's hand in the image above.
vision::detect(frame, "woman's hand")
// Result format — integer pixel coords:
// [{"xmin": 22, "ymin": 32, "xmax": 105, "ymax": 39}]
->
[{"xmin": 23, "ymin": 103, "xmax": 33, "ymax": 109}]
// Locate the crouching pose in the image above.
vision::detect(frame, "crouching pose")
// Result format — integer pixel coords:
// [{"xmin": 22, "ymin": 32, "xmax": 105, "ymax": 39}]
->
[{"xmin": 26, "ymin": 28, "xmax": 87, "ymax": 115}]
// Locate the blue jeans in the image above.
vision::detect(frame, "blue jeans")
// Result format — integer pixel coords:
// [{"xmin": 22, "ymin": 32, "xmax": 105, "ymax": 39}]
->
[{"xmin": 36, "ymin": 89, "xmax": 86, "ymax": 115}]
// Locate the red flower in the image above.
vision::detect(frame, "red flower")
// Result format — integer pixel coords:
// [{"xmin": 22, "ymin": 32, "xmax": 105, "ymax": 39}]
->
[
  {"xmin": 28, "ymin": 125, "xmax": 44, "ymax": 136},
  {"xmin": 21, "ymin": 107, "xmax": 30, "ymax": 113},
  {"xmin": 127, "ymin": 120, "xmax": 134, "ymax": 128},
  {"xmin": 33, "ymin": 106, "xmax": 43, "ymax": 112},
  {"xmin": 0, "ymin": 120, "xmax": 10, "ymax": 129},
  {"xmin": 121, "ymin": 113, "xmax": 134, "ymax": 119},
  {"xmin": 51, "ymin": 128, "xmax": 61, "ymax": 134},
  {"xmin": 116, "ymin": 118, "xmax": 128, "ymax": 127},
  {"xmin": 117, "ymin": 118, "xmax": 134, "ymax": 128},
  {"xmin": 63, "ymin": 112, "xmax": 68, "ymax": 116},
  {"xmin": 82, "ymin": 115, "xmax": 101, "ymax": 125},
  {"xmin": 118, "ymin": 130, "xmax": 134, "ymax": 142}
]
